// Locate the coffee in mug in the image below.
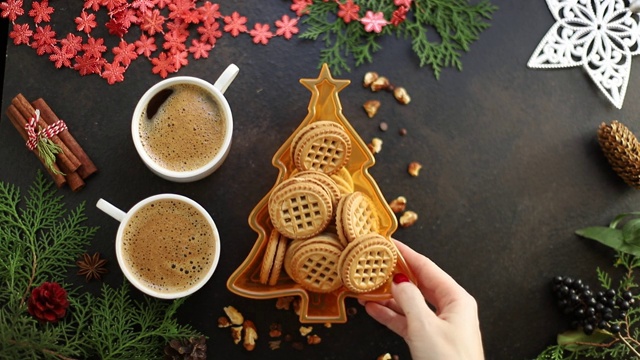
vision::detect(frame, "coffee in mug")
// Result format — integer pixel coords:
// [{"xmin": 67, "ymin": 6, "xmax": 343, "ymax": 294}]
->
[
  {"xmin": 121, "ymin": 197, "xmax": 217, "ymax": 293},
  {"xmin": 96, "ymin": 194, "xmax": 221, "ymax": 299},
  {"xmin": 137, "ymin": 84, "xmax": 227, "ymax": 172}
]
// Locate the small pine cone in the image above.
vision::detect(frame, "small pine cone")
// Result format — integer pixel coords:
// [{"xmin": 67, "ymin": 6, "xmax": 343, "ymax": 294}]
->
[
  {"xmin": 164, "ymin": 336, "xmax": 207, "ymax": 360},
  {"xmin": 598, "ymin": 121, "xmax": 640, "ymax": 189}
]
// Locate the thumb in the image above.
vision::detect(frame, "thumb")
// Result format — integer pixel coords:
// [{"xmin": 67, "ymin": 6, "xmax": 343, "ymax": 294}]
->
[{"xmin": 392, "ymin": 273, "xmax": 436, "ymax": 323}]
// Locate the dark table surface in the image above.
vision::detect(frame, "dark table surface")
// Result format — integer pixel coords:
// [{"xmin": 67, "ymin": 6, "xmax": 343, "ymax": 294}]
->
[{"xmin": 3, "ymin": 1, "xmax": 640, "ymax": 359}]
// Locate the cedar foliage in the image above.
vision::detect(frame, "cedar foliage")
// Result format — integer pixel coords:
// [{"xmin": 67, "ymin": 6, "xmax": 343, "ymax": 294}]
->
[{"xmin": 0, "ymin": 172, "xmax": 201, "ymax": 359}]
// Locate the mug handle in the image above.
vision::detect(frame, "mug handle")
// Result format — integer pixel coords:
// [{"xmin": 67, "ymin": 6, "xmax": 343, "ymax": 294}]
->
[
  {"xmin": 213, "ymin": 64, "xmax": 240, "ymax": 94},
  {"xmin": 96, "ymin": 198, "xmax": 126, "ymax": 222}
]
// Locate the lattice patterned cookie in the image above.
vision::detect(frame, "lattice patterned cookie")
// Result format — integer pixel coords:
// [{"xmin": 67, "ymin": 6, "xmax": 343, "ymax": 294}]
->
[
  {"xmin": 339, "ymin": 233, "xmax": 398, "ymax": 293},
  {"xmin": 336, "ymin": 191, "xmax": 379, "ymax": 244},
  {"xmin": 268, "ymin": 178, "xmax": 333, "ymax": 239},
  {"xmin": 292, "ymin": 122, "xmax": 352, "ymax": 175},
  {"xmin": 290, "ymin": 240, "xmax": 343, "ymax": 293}
]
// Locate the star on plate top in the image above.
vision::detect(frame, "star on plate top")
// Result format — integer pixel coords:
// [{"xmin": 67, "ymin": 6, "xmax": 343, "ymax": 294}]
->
[{"xmin": 528, "ymin": 0, "xmax": 640, "ymax": 108}]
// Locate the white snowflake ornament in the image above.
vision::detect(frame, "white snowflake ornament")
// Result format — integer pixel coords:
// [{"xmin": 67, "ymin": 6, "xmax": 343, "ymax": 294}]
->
[{"xmin": 528, "ymin": 0, "xmax": 640, "ymax": 109}]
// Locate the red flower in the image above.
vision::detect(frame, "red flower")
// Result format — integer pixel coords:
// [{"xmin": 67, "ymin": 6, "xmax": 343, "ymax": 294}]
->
[
  {"xmin": 151, "ymin": 51, "xmax": 176, "ymax": 78},
  {"xmin": 49, "ymin": 45, "xmax": 73, "ymax": 68},
  {"xmin": 60, "ymin": 33, "xmax": 83, "ymax": 55},
  {"xmin": 28, "ymin": 0, "xmax": 54, "ymax": 24},
  {"xmin": 198, "ymin": 1, "xmax": 220, "ymax": 22},
  {"xmin": 223, "ymin": 11, "xmax": 247, "ymax": 37},
  {"xmin": 134, "ymin": 33, "xmax": 157, "ymax": 57},
  {"xmin": 249, "ymin": 23, "xmax": 273, "ymax": 45},
  {"xmin": 140, "ymin": 8, "xmax": 165, "ymax": 36},
  {"xmin": 73, "ymin": 53, "xmax": 105, "ymax": 75},
  {"xmin": 394, "ymin": 0, "xmax": 412, "ymax": 7},
  {"xmin": 390, "ymin": 6, "xmax": 408, "ymax": 27},
  {"xmin": 290, "ymin": 0, "xmax": 311, "ymax": 17},
  {"xmin": 275, "ymin": 15, "xmax": 298, "ymax": 40},
  {"xmin": 337, "ymin": 0, "xmax": 360, "ymax": 24},
  {"xmin": 27, "ymin": 282, "xmax": 69, "ymax": 323},
  {"xmin": 1, "ymin": 0, "xmax": 24, "ymax": 21},
  {"xmin": 188, "ymin": 39, "xmax": 211, "ymax": 59},
  {"xmin": 75, "ymin": 11, "xmax": 97, "ymax": 34},
  {"xmin": 31, "ymin": 24, "xmax": 57, "ymax": 55},
  {"xmin": 360, "ymin": 11, "xmax": 387, "ymax": 33},
  {"xmin": 197, "ymin": 18, "xmax": 221, "ymax": 45},
  {"xmin": 82, "ymin": 37, "xmax": 107, "ymax": 58},
  {"xmin": 9, "ymin": 23, "xmax": 32, "ymax": 45},
  {"xmin": 101, "ymin": 61, "xmax": 126, "ymax": 84},
  {"xmin": 113, "ymin": 40, "xmax": 138, "ymax": 66}
]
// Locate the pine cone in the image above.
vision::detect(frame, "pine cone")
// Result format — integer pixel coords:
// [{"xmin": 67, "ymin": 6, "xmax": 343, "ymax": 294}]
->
[
  {"xmin": 163, "ymin": 336, "xmax": 207, "ymax": 360},
  {"xmin": 598, "ymin": 121, "xmax": 640, "ymax": 189},
  {"xmin": 27, "ymin": 282, "xmax": 69, "ymax": 323}
]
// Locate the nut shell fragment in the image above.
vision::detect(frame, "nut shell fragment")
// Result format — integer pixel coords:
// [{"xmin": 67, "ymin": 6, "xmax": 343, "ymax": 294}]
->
[
  {"xmin": 307, "ymin": 334, "xmax": 322, "ymax": 345},
  {"xmin": 394, "ymin": 87, "xmax": 411, "ymax": 104},
  {"xmin": 224, "ymin": 305, "xmax": 244, "ymax": 325},
  {"xmin": 389, "ymin": 196, "xmax": 407, "ymax": 213},
  {"xmin": 363, "ymin": 100, "xmax": 381, "ymax": 118},
  {"xmin": 368, "ymin": 137, "xmax": 383, "ymax": 154},
  {"xmin": 243, "ymin": 320, "xmax": 258, "ymax": 351},
  {"xmin": 399, "ymin": 210, "xmax": 418, "ymax": 227},
  {"xmin": 371, "ymin": 76, "xmax": 390, "ymax": 92},
  {"xmin": 363, "ymin": 71, "xmax": 379, "ymax": 87},
  {"xmin": 408, "ymin": 161, "xmax": 422, "ymax": 177}
]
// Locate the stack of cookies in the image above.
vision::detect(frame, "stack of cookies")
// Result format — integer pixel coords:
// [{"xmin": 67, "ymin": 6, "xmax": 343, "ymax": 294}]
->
[{"xmin": 261, "ymin": 121, "xmax": 398, "ymax": 295}]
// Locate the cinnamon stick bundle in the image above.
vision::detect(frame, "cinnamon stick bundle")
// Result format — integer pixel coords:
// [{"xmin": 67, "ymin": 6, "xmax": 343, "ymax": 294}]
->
[
  {"xmin": 32, "ymin": 98, "xmax": 98, "ymax": 179},
  {"xmin": 5, "ymin": 93, "xmax": 97, "ymax": 191},
  {"xmin": 5, "ymin": 105, "xmax": 66, "ymax": 188},
  {"xmin": 11, "ymin": 94, "xmax": 81, "ymax": 173}
]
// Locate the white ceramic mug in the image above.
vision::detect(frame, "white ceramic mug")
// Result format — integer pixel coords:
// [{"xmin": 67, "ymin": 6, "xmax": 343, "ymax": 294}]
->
[
  {"xmin": 132, "ymin": 64, "xmax": 239, "ymax": 182},
  {"xmin": 96, "ymin": 194, "xmax": 221, "ymax": 299}
]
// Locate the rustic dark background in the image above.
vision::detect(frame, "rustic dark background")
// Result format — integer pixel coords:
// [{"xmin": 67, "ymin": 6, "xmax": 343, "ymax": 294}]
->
[{"xmin": 3, "ymin": 1, "xmax": 640, "ymax": 359}]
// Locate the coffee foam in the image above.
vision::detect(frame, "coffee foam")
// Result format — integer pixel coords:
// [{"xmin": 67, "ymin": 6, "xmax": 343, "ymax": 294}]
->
[
  {"xmin": 122, "ymin": 199, "xmax": 216, "ymax": 293},
  {"xmin": 139, "ymin": 83, "xmax": 226, "ymax": 172}
]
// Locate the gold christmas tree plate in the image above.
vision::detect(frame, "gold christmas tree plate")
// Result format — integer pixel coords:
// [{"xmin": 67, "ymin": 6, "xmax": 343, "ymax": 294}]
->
[{"xmin": 227, "ymin": 64, "xmax": 414, "ymax": 323}]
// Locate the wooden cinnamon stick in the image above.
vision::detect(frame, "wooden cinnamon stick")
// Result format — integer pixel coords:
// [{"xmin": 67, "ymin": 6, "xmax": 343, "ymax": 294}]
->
[
  {"xmin": 11, "ymin": 94, "xmax": 81, "ymax": 173},
  {"xmin": 6, "ymin": 104, "xmax": 66, "ymax": 188},
  {"xmin": 32, "ymin": 98, "xmax": 98, "ymax": 180}
]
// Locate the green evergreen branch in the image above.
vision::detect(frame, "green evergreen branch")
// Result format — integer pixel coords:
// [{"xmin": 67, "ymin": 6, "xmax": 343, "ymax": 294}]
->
[
  {"xmin": 301, "ymin": 0, "xmax": 497, "ymax": 77},
  {"xmin": 0, "ymin": 171, "xmax": 202, "ymax": 359}
]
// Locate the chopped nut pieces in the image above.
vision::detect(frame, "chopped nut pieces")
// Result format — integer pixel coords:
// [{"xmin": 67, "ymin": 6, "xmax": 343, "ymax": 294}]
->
[
  {"xmin": 371, "ymin": 76, "xmax": 391, "ymax": 92},
  {"xmin": 408, "ymin": 161, "xmax": 422, "ymax": 177},
  {"xmin": 363, "ymin": 100, "xmax": 381, "ymax": 118},
  {"xmin": 389, "ymin": 196, "xmax": 407, "ymax": 213},
  {"xmin": 324, "ymin": 322, "xmax": 332, "ymax": 328},
  {"xmin": 368, "ymin": 137, "xmax": 383, "ymax": 154},
  {"xmin": 217, "ymin": 316, "xmax": 232, "ymax": 328},
  {"xmin": 223, "ymin": 305, "xmax": 244, "ymax": 325},
  {"xmin": 231, "ymin": 325, "xmax": 242, "ymax": 345},
  {"xmin": 378, "ymin": 354, "xmax": 393, "ymax": 360},
  {"xmin": 399, "ymin": 210, "xmax": 418, "ymax": 227},
  {"xmin": 243, "ymin": 320, "xmax": 258, "ymax": 351},
  {"xmin": 393, "ymin": 87, "xmax": 411, "ymax": 104},
  {"xmin": 307, "ymin": 334, "xmax": 322, "ymax": 345},
  {"xmin": 269, "ymin": 340, "xmax": 282, "ymax": 350},
  {"xmin": 363, "ymin": 71, "xmax": 379, "ymax": 87},
  {"xmin": 299, "ymin": 326, "xmax": 313, "ymax": 336}
]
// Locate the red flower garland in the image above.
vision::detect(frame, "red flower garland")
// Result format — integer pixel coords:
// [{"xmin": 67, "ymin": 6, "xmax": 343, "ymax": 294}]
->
[
  {"xmin": 0, "ymin": 0, "xmax": 411, "ymax": 84},
  {"xmin": 27, "ymin": 282, "xmax": 70, "ymax": 323}
]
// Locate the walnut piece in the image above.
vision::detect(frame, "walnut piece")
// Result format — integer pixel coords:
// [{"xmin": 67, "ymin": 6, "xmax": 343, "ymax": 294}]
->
[
  {"xmin": 307, "ymin": 334, "xmax": 322, "ymax": 345},
  {"xmin": 363, "ymin": 71, "xmax": 379, "ymax": 87},
  {"xmin": 368, "ymin": 137, "xmax": 383, "ymax": 154},
  {"xmin": 223, "ymin": 305, "xmax": 244, "ymax": 325},
  {"xmin": 389, "ymin": 196, "xmax": 407, "ymax": 213},
  {"xmin": 299, "ymin": 326, "xmax": 313, "ymax": 336},
  {"xmin": 269, "ymin": 340, "xmax": 282, "ymax": 350},
  {"xmin": 230, "ymin": 325, "xmax": 243, "ymax": 345},
  {"xmin": 371, "ymin": 76, "xmax": 390, "ymax": 92},
  {"xmin": 243, "ymin": 320, "xmax": 258, "ymax": 351},
  {"xmin": 393, "ymin": 87, "xmax": 411, "ymax": 104},
  {"xmin": 399, "ymin": 210, "xmax": 418, "ymax": 227},
  {"xmin": 363, "ymin": 100, "xmax": 381, "ymax": 118},
  {"xmin": 269, "ymin": 323, "xmax": 282, "ymax": 338},
  {"xmin": 217, "ymin": 316, "xmax": 232, "ymax": 328},
  {"xmin": 408, "ymin": 161, "xmax": 422, "ymax": 177},
  {"xmin": 377, "ymin": 354, "xmax": 393, "ymax": 360}
]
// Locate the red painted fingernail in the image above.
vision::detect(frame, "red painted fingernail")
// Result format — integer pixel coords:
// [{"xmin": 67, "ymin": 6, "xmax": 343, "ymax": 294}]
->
[{"xmin": 393, "ymin": 273, "xmax": 410, "ymax": 284}]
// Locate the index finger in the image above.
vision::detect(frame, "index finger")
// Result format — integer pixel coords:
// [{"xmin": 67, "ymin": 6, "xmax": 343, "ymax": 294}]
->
[{"xmin": 393, "ymin": 239, "xmax": 475, "ymax": 314}]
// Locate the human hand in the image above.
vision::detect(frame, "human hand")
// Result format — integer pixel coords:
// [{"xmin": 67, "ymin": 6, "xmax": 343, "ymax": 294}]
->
[{"xmin": 363, "ymin": 240, "xmax": 483, "ymax": 360}]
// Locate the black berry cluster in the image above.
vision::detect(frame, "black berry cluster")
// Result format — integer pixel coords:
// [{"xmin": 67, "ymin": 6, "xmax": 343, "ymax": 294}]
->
[{"xmin": 552, "ymin": 276, "xmax": 635, "ymax": 335}]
